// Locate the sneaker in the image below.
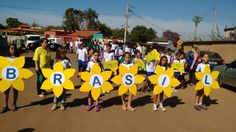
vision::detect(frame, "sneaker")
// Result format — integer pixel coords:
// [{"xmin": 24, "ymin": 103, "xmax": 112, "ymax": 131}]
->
[
  {"xmin": 60, "ymin": 105, "xmax": 65, "ymax": 111},
  {"xmin": 199, "ymin": 104, "xmax": 208, "ymax": 110},
  {"xmin": 12, "ymin": 104, "xmax": 17, "ymax": 111},
  {"xmin": 87, "ymin": 104, "xmax": 92, "ymax": 111},
  {"xmin": 95, "ymin": 105, "xmax": 100, "ymax": 112},
  {"xmin": 153, "ymin": 104, "xmax": 158, "ymax": 111},
  {"xmin": 172, "ymin": 88, "xmax": 178, "ymax": 92},
  {"xmin": 39, "ymin": 94, "xmax": 45, "ymax": 98},
  {"xmin": 51, "ymin": 105, "xmax": 57, "ymax": 111},
  {"xmin": 194, "ymin": 105, "xmax": 201, "ymax": 111},
  {"xmin": 159, "ymin": 106, "xmax": 166, "ymax": 112},
  {"xmin": 1, "ymin": 106, "xmax": 9, "ymax": 113}
]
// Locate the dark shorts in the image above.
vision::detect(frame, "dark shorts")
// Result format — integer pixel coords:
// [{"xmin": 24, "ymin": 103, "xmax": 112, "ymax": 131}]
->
[
  {"xmin": 146, "ymin": 72, "xmax": 155, "ymax": 83},
  {"xmin": 78, "ymin": 60, "xmax": 87, "ymax": 69}
]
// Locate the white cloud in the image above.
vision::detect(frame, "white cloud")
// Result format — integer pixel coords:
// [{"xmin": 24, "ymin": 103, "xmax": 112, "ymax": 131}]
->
[
  {"xmin": 99, "ymin": 15, "xmax": 224, "ymax": 40},
  {"xmin": 0, "ymin": 8, "xmax": 62, "ymax": 26},
  {"xmin": 0, "ymin": 8, "xmax": 224, "ymax": 40}
]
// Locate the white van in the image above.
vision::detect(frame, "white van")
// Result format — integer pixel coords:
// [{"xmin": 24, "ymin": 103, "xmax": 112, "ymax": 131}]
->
[
  {"xmin": 47, "ymin": 38, "xmax": 62, "ymax": 45},
  {"xmin": 25, "ymin": 34, "xmax": 40, "ymax": 47}
]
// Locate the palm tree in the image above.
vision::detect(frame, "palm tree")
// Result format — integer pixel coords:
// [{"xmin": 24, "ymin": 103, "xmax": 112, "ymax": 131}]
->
[{"xmin": 192, "ymin": 16, "xmax": 203, "ymax": 41}]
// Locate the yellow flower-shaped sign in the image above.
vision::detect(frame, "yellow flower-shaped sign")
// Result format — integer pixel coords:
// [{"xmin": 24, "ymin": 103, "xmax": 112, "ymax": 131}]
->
[
  {"xmin": 112, "ymin": 64, "xmax": 145, "ymax": 96},
  {"xmin": 195, "ymin": 65, "xmax": 220, "ymax": 96},
  {"xmin": 145, "ymin": 49, "xmax": 160, "ymax": 63},
  {"xmin": 177, "ymin": 40, "xmax": 183, "ymax": 45},
  {"xmin": 103, "ymin": 60, "xmax": 118, "ymax": 75},
  {"xmin": 134, "ymin": 59, "xmax": 145, "ymax": 70},
  {"xmin": 171, "ymin": 62, "xmax": 184, "ymax": 75},
  {"xmin": 0, "ymin": 56, "xmax": 33, "ymax": 92},
  {"xmin": 41, "ymin": 62, "xmax": 75, "ymax": 97},
  {"xmin": 80, "ymin": 63, "xmax": 113, "ymax": 100},
  {"xmin": 148, "ymin": 66, "xmax": 180, "ymax": 97}
]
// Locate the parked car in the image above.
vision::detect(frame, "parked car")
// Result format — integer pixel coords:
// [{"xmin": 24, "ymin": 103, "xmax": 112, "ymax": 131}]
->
[
  {"xmin": 27, "ymin": 39, "xmax": 62, "ymax": 51},
  {"xmin": 213, "ymin": 60, "xmax": 236, "ymax": 87},
  {"xmin": 186, "ymin": 51, "xmax": 224, "ymax": 69}
]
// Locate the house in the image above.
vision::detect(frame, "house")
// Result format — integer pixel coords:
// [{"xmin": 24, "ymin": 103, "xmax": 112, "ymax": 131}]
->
[
  {"xmin": 44, "ymin": 29, "xmax": 101, "ymax": 42},
  {"xmin": 224, "ymin": 26, "xmax": 236, "ymax": 40}
]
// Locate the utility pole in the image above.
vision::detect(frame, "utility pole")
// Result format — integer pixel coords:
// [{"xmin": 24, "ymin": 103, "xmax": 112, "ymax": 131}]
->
[
  {"xmin": 212, "ymin": 7, "xmax": 216, "ymax": 38},
  {"xmin": 124, "ymin": 4, "xmax": 129, "ymax": 44}
]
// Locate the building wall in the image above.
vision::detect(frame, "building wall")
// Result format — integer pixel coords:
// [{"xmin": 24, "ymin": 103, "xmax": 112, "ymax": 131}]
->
[{"xmin": 184, "ymin": 42, "xmax": 236, "ymax": 63}]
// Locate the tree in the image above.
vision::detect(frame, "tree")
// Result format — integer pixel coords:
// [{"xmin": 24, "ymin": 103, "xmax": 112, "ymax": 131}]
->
[
  {"xmin": 83, "ymin": 8, "xmax": 100, "ymax": 30},
  {"xmin": 63, "ymin": 8, "xmax": 79, "ymax": 32},
  {"xmin": 62, "ymin": 8, "xmax": 100, "ymax": 32},
  {"xmin": 0, "ymin": 23, "xmax": 5, "ymax": 29},
  {"xmin": 112, "ymin": 28, "xmax": 125, "ymax": 39},
  {"xmin": 129, "ymin": 25, "xmax": 156, "ymax": 43},
  {"xmin": 192, "ymin": 16, "xmax": 203, "ymax": 41},
  {"xmin": 162, "ymin": 30, "xmax": 180, "ymax": 42},
  {"xmin": 98, "ymin": 23, "xmax": 112, "ymax": 37},
  {"xmin": 6, "ymin": 17, "xmax": 21, "ymax": 28}
]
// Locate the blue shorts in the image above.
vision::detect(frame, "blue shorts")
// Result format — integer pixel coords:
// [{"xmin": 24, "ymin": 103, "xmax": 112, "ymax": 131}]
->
[
  {"xmin": 174, "ymin": 72, "xmax": 181, "ymax": 78},
  {"xmin": 78, "ymin": 60, "xmax": 87, "ymax": 69},
  {"xmin": 146, "ymin": 72, "xmax": 155, "ymax": 83}
]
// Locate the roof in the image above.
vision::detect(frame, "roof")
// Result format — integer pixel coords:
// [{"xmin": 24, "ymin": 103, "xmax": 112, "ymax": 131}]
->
[
  {"xmin": 69, "ymin": 30, "xmax": 101, "ymax": 38},
  {"xmin": 224, "ymin": 26, "xmax": 236, "ymax": 32}
]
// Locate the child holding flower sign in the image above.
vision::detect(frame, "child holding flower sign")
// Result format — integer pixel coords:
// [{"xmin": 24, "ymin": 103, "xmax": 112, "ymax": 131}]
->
[
  {"xmin": 1, "ymin": 44, "xmax": 20, "ymax": 113},
  {"xmin": 86, "ymin": 50, "xmax": 103, "ymax": 112},
  {"xmin": 152, "ymin": 56, "xmax": 168, "ymax": 111},
  {"xmin": 194, "ymin": 53, "xmax": 210, "ymax": 111},
  {"xmin": 51, "ymin": 47, "xmax": 71, "ymax": 111}
]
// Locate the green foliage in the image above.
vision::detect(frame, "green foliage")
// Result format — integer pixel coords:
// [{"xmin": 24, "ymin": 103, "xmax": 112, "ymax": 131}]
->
[
  {"xmin": 129, "ymin": 25, "xmax": 156, "ymax": 43},
  {"xmin": 6, "ymin": 17, "xmax": 21, "ymax": 28}
]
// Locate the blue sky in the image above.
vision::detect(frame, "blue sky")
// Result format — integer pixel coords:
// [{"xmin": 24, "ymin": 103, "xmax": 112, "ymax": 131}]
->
[{"xmin": 0, "ymin": 0, "xmax": 235, "ymax": 40}]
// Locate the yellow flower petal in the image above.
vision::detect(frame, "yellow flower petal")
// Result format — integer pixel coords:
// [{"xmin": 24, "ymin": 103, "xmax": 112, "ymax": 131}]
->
[
  {"xmin": 12, "ymin": 56, "xmax": 25, "ymax": 69},
  {"xmin": 135, "ymin": 75, "xmax": 145, "ymax": 84},
  {"xmin": 118, "ymin": 84, "xmax": 128, "ymax": 95},
  {"xmin": 170, "ymin": 78, "xmax": 180, "ymax": 87},
  {"xmin": 101, "ymin": 71, "xmax": 112, "ymax": 81},
  {"xmin": 12, "ymin": 78, "xmax": 24, "ymax": 91},
  {"xmin": 80, "ymin": 72, "xmax": 92, "ymax": 82},
  {"xmin": 101, "ymin": 81, "xmax": 113, "ymax": 91},
  {"xmin": 0, "ymin": 80, "xmax": 11, "ymax": 92},
  {"xmin": 204, "ymin": 86, "xmax": 211, "ymax": 96},
  {"xmin": 153, "ymin": 85, "xmax": 163, "ymax": 95},
  {"xmin": 204, "ymin": 65, "xmax": 211, "ymax": 74},
  {"xmin": 91, "ymin": 88, "xmax": 101, "ymax": 101},
  {"xmin": 63, "ymin": 80, "xmax": 74, "ymax": 90},
  {"xmin": 42, "ymin": 68, "xmax": 53, "ymax": 78},
  {"xmin": 129, "ymin": 84, "xmax": 137, "ymax": 95},
  {"xmin": 119, "ymin": 64, "xmax": 128, "ymax": 75},
  {"xmin": 130, "ymin": 64, "xmax": 138, "ymax": 75},
  {"xmin": 195, "ymin": 72, "xmax": 203, "ymax": 80},
  {"xmin": 91, "ymin": 63, "xmax": 101, "ymax": 74},
  {"xmin": 53, "ymin": 86, "xmax": 63, "ymax": 97},
  {"xmin": 148, "ymin": 75, "xmax": 158, "ymax": 84},
  {"xmin": 80, "ymin": 82, "xmax": 92, "ymax": 92},
  {"xmin": 163, "ymin": 87, "xmax": 172, "ymax": 97},
  {"xmin": 63, "ymin": 69, "xmax": 76, "ymax": 80},
  {"xmin": 19, "ymin": 69, "xmax": 33, "ymax": 79},
  {"xmin": 0, "ymin": 56, "xmax": 10, "ymax": 67},
  {"xmin": 155, "ymin": 66, "xmax": 165, "ymax": 76},
  {"xmin": 166, "ymin": 68, "xmax": 174, "ymax": 78},
  {"xmin": 111, "ymin": 75, "xmax": 122, "ymax": 85},
  {"xmin": 53, "ymin": 62, "xmax": 64, "ymax": 72},
  {"xmin": 195, "ymin": 81, "xmax": 204, "ymax": 90},
  {"xmin": 211, "ymin": 81, "xmax": 220, "ymax": 89},
  {"xmin": 211, "ymin": 71, "xmax": 219, "ymax": 80},
  {"xmin": 41, "ymin": 79, "xmax": 54, "ymax": 90}
]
